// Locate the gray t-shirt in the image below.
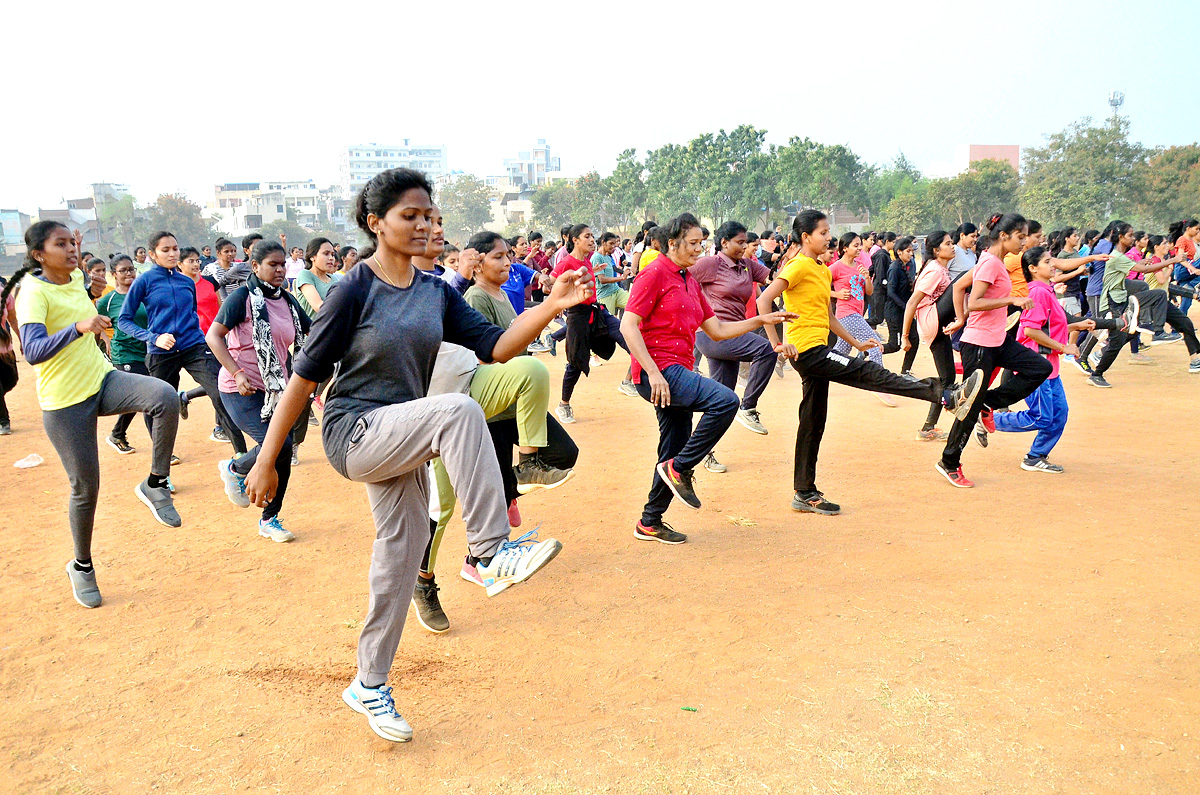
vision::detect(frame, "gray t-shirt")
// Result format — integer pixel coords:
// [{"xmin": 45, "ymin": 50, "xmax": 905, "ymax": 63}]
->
[
  {"xmin": 949, "ymin": 245, "xmax": 977, "ymax": 282},
  {"xmin": 203, "ymin": 260, "xmax": 253, "ymax": 300},
  {"xmin": 293, "ymin": 265, "xmax": 504, "ymax": 478}
]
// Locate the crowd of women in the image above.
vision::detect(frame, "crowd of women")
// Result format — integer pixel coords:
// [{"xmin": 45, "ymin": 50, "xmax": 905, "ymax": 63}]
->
[{"xmin": 2, "ymin": 165, "xmax": 1197, "ymax": 744}]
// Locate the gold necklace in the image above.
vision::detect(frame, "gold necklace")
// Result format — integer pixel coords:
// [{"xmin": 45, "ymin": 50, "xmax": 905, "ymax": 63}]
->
[{"xmin": 371, "ymin": 255, "xmax": 404, "ymax": 288}]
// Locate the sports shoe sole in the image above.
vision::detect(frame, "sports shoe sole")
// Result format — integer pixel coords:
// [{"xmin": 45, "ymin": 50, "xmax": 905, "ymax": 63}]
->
[
  {"xmin": 735, "ymin": 414, "xmax": 769, "ymax": 435},
  {"xmin": 790, "ymin": 499, "xmax": 840, "ymax": 516},
  {"xmin": 1020, "ymin": 461, "xmax": 1063, "ymax": 473},
  {"xmin": 411, "ymin": 599, "xmax": 450, "ymax": 634},
  {"xmin": 934, "ymin": 463, "xmax": 974, "ymax": 488},
  {"xmin": 874, "ymin": 393, "xmax": 897, "ymax": 407},
  {"xmin": 618, "ymin": 384, "xmax": 639, "ymax": 397},
  {"xmin": 258, "ymin": 527, "xmax": 295, "ymax": 543},
  {"xmin": 105, "ymin": 437, "xmax": 135, "ymax": 455},
  {"xmin": 218, "ymin": 461, "xmax": 251, "ymax": 508},
  {"xmin": 655, "ymin": 461, "xmax": 701, "ymax": 510},
  {"xmin": 484, "ymin": 540, "xmax": 563, "ymax": 597},
  {"xmin": 554, "ymin": 410, "xmax": 576, "ymax": 424},
  {"xmin": 134, "ymin": 484, "xmax": 180, "ymax": 528},
  {"xmin": 1087, "ymin": 378, "xmax": 1112, "ymax": 388},
  {"xmin": 65, "ymin": 563, "xmax": 101, "ymax": 609},
  {"xmin": 633, "ymin": 527, "xmax": 687, "ymax": 545},
  {"xmin": 342, "ymin": 689, "xmax": 413, "ymax": 743},
  {"xmin": 1147, "ymin": 336, "xmax": 1182, "ymax": 346},
  {"xmin": 954, "ymin": 370, "xmax": 985, "ymax": 422},
  {"xmin": 515, "ymin": 468, "xmax": 575, "ymax": 495}
]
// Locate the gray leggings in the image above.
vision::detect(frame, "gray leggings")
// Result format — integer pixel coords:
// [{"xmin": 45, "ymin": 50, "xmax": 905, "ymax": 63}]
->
[{"xmin": 42, "ymin": 369, "xmax": 179, "ymax": 560}]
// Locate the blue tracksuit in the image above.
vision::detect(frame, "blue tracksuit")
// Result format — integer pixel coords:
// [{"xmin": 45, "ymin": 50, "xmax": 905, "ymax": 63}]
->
[
  {"xmin": 994, "ymin": 375, "xmax": 1068, "ymax": 459},
  {"xmin": 117, "ymin": 265, "xmax": 206, "ymax": 355}
]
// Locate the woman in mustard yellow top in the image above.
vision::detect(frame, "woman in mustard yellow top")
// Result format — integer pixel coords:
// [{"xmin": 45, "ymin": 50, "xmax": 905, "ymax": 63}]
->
[
  {"xmin": 5, "ymin": 221, "xmax": 183, "ymax": 610},
  {"xmin": 757, "ymin": 210, "xmax": 982, "ymax": 516}
]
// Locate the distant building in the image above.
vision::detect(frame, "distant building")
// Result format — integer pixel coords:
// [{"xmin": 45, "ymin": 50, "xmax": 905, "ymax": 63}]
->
[
  {"xmin": 39, "ymin": 199, "xmax": 98, "ymax": 244},
  {"xmin": 340, "ymin": 142, "xmax": 449, "ymax": 198},
  {"xmin": 500, "ymin": 140, "xmax": 561, "ymax": 191},
  {"xmin": 91, "ymin": 183, "xmax": 131, "ymax": 205},
  {"xmin": 0, "ymin": 209, "xmax": 32, "ymax": 255},
  {"xmin": 204, "ymin": 180, "xmax": 324, "ymax": 237},
  {"xmin": 969, "ymin": 144, "xmax": 1020, "ymax": 172}
]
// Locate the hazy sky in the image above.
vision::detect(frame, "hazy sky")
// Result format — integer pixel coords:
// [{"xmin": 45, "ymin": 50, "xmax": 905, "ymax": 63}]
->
[{"xmin": 4, "ymin": 0, "xmax": 1195, "ymax": 214}]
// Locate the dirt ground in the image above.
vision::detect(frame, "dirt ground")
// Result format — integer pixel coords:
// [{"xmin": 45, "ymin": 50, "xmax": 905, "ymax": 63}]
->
[{"xmin": 1, "ymin": 341, "xmax": 1197, "ymax": 795}]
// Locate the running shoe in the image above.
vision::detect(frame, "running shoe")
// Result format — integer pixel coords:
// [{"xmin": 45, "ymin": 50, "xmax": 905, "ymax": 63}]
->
[
  {"xmin": 65, "ymin": 561, "xmax": 102, "ymax": 608},
  {"xmin": 258, "ymin": 516, "xmax": 295, "ymax": 543},
  {"xmin": 460, "ymin": 556, "xmax": 484, "ymax": 587},
  {"xmin": 411, "ymin": 576, "xmax": 449, "ymax": 634},
  {"xmin": 618, "ymin": 379, "xmax": 638, "ymax": 397},
  {"xmin": 527, "ymin": 340, "xmax": 551, "ymax": 355},
  {"xmin": 218, "ymin": 458, "xmax": 251, "ymax": 508},
  {"xmin": 900, "ymin": 371, "xmax": 919, "ymax": 382},
  {"xmin": 972, "ymin": 421, "xmax": 990, "ymax": 449},
  {"xmin": 291, "ymin": 446, "xmax": 300, "ymax": 467},
  {"xmin": 1190, "ymin": 356, "xmax": 1200, "ymax": 374},
  {"xmin": 313, "ymin": 394, "xmax": 325, "ymax": 412},
  {"xmin": 774, "ymin": 356, "xmax": 787, "ymax": 379},
  {"xmin": 875, "ymin": 392, "xmax": 897, "ymax": 407},
  {"xmin": 1004, "ymin": 310, "xmax": 1021, "ymax": 331},
  {"xmin": 915, "ymin": 427, "xmax": 947, "ymax": 441},
  {"xmin": 167, "ymin": 476, "xmax": 175, "ymax": 494},
  {"xmin": 1067, "ymin": 355, "xmax": 1092, "ymax": 375},
  {"xmin": 934, "ymin": 461, "xmax": 974, "ymax": 488},
  {"xmin": 106, "ymin": 435, "xmax": 135, "ymax": 455},
  {"xmin": 1128, "ymin": 352, "xmax": 1153, "ymax": 365},
  {"xmin": 634, "ymin": 520, "xmax": 687, "ymax": 544},
  {"xmin": 702, "ymin": 452, "xmax": 727, "ymax": 473},
  {"xmin": 472, "ymin": 528, "xmax": 563, "ymax": 596},
  {"xmin": 178, "ymin": 391, "xmax": 189, "ymax": 420},
  {"xmin": 1125, "ymin": 295, "xmax": 1145, "ymax": 334},
  {"xmin": 0, "ymin": 422, "xmax": 9, "ymax": 436},
  {"xmin": 1087, "ymin": 348, "xmax": 1102, "ymax": 370},
  {"xmin": 791, "ymin": 491, "xmax": 841, "ymax": 515},
  {"xmin": 554, "ymin": 404, "xmax": 575, "ymax": 424},
  {"xmin": 736, "ymin": 408, "xmax": 768, "ymax": 435},
  {"xmin": 979, "ymin": 407, "xmax": 996, "ymax": 434},
  {"xmin": 589, "ymin": 354, "xmax": 604, "ymax": 368},
  {"xmin": 1088, "ymin": 373, "xmax": 1112, "ymax": 388},
  {"xmin": 307, "ymin": 413, "xmax": 319, "ymax": 427},
  {"xmin": 946, "ymin": 369, "xmax": 985, "ymax": 422},
  {"xmin": 209, "ymin": 426, "xmax": 229, "ymax": 443},
  {"xmin": 514, "ymin": 456, "xmax": 574, "ymax": 493},
  {"xmin": 507, "ymin": 498, "xmax": 521, "ymax": 528},
  {"xmin": 656, "ymin": 458, "xmax": 701, "ymax": 509},
  {"xmin": 343, "ymin": 680, "xmax": 413, "ymax": 743},
  {"xmin": 135, "ymin": 478, "xmax": 182, "ymax": 527},
  {"xmin": 1149, "ymin": 331, "xmax": 1182, "ymax": 346},
  {"xmin": 547, "ymin": 336, "xmax": 557, "ymax": 356},
  {"xmin": 170, "ymin": 454, "xmax": 182, "ymax": 466},
  {"xmin": 1021, "ymin": 457, "xmax": 1064, "ymax": 474}
]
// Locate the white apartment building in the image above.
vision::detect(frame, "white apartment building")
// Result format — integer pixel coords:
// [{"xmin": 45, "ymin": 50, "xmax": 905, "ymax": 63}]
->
[
  {"xmin": 203, "ymin": 180, "xmax": 323, "ymax": 237},
  {"xmin": 339, "ymin": 142, "xmax": 449, "ymax": 198},
  {"xmin": 500, "ymin": 139, "xmax": 561, "ymax": 190}
]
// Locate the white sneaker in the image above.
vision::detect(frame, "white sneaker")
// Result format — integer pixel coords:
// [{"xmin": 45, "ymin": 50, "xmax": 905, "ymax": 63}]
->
[
  {"xmin": 342, "ymin": 680, "xmax": 413, "ymax": 742},
  {"xmin": 589, "ymin": 354, "xmax": 604, "ymax": 368},
  {"xmin": 218, "ymin": 459, "xmax": 251, "ymax": 508},
  {"xmin": 474, "ymin": 528, "xmax": 562, "ymax": 597},
  {"xmin": 258, "ymin": 517, "xmax": 295, "ymax": 543},
  {"xmin": 554, "ymin": 404, "xmax": 576, "ymax": 424}
]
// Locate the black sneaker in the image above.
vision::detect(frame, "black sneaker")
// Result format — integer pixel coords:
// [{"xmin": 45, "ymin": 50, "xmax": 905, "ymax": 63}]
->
[
  {"xmin": 106, "ymin": 435, "xmax": 135, "ymax": 455},
  {"xmin": 1088, "ymin": 373, "xmax": 1112, "ymax": 389},
  {"xmin": 791, "ymin": 491, "xmax": 841, "ymax": 515},
  {"xmin": 170, "ymin": 454, "xmax": 182, "ymax": 466},
  {"xmin": 178, "ymin": 391, "xmax": 189, "ymax": 420},
  {"xmin": 972, "ymin": 421, "xmax": 989, "ymax": 449},
  {"xmin": 634, "ymin": 520, "xmax": 688, "ymax": 544},
  {"xmin": 411, "ymin": 577, "xmax": 449, "ymax": 634},
  {"xmin": 655, "ymin": 458, "xmax": 700, "ymax": 510},
  {"xmin": 514, "ymin": 456, "xmax": 574, "ymax": 494},
  {"xmin": 209, "ymin": 426, "xmax": 229, "ymax": 443}
]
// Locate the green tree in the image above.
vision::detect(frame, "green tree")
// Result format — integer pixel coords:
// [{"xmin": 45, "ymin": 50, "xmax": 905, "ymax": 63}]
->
[
  {"xmin": 879, "ymin": 193, "xmax": 934, "ymax": 235},
  {"xmin": 258, "ymin": 219, "xmax": 314, "ymax": 252},
  {"xmin": 1137, "ymin": 144, "xmax": 1200, "ymax": 228},
  {"xmin": 438, "ymin": 174, "xmax": 493, "ymax": 246},
  {"xmin": 774, "ymin": 137, "xmax": 870, "ymax": 214},
  {"xmin": 1018, "ymin": 116, "xmax": 1148, "ymax": 228},
  {"xmin": 865, "ymin": 153, "xmax": 926, "ymax": 218},
  {"xmin": 97, "ymin": 194, "xmax": 141, "ymax": 252},
  {"xmin": 573, "ymin": 171, "xmax": 616, "ymax": 231},
  {"xmin": 606, "ymin": 149, "xmax": 648, "ymax": 232},
  {"xmin": 530, "ymin": 181, "xmax": 577, "ymax": 234},
  {"xmin": 926, "ymin": 159, "xmax": 1019, "ymax": 228},
  {"xmin": 144, "ymin": 193, "xmax": 220, "ymax": 249},
  {"xmin": 644, "ymin": 143, "xmax": 699, "ymax": 220}
]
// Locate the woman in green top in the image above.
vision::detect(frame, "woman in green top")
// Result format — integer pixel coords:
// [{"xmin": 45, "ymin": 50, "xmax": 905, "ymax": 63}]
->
[
  {"xmin": 294, "ymin": 237, "xmax": 342, "ymax": 318},
  {"xmin": 95, "ymin": 254, "xmax": 151, "ymax": 454}
]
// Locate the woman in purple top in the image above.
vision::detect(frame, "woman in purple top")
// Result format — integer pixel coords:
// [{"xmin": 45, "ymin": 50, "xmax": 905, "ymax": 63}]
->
[{"xmin": 691, "ymin": 221, "xmax": 776, "ymax": 440}]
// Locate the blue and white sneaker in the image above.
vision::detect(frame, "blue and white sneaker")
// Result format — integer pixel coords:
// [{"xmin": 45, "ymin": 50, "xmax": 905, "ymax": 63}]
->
[
  {"xmin": 258, "ymin": 516, "xmax": 294, "ymax": 543},
  {"xmin": 218, "ymin": 459, "xmax": 250, "ymax": 508},
  {"xmin": 342, "ymin": 680, "xmax": 413, "ymax": 742},
  {"xmin": 473, "ymin": 528, "xmax": 562, "ymax": 597}
]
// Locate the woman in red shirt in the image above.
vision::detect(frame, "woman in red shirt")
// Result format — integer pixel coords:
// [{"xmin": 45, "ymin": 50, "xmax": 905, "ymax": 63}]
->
[{"xmin": 620, "ymin": 213, "xmax": 794, "ymax": 545}]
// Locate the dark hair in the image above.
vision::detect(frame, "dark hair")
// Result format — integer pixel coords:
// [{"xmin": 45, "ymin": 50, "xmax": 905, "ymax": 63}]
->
[
  {"xmin": 924, "ymin": 230, "xmax": 951, "ymax": 260},
  {"xmin": 597, "ymin": 231, "xmax": 619, "ymax": 245},
  {"xmin": 700, "ymin": 226, "xmax": 710, "ymax": 239},
  {"xmin": 894, "ymin": 235, "xmax": 914, "ymax": 255},
  {"xmin": 790, "ymin": 209, "xmax": 827, "ymax": 245},
  {"xmin": 109, "ymin": 253, "xmax": 133, "ymax": 271},
  {"xmin": 353, "ymin": 168, "xmax": 434, "ymax": 242},
  {"xmin": 86, "ymin": 257, "xmax": 106, "ymax": 270},
  {"xmin": 0, "ymin": 221, "xmax": 70, "ymax": 321},
  {"xmin": 507, "ymin": 234, "xmax": 528, "ymax": 250},
  {"xmin": 338, "ymin": 245, "xmax": 357, "ymax": 261},
  {"xmin": 648, "ymin": 225, "xmax": 671, "ymax": 250},
  {"xmin": 467, "ymin": 230, "xmax": 506, "ymax": 255},
  {"xmin": 881, "ymin": 231, "xmax": 897, "ymax": 245},
  {"xmin": 953, "ymin": 222, "xmax": 978, "ymax": 243},
  {"xmin": 179, "ymin": 247, "xmax": 200, "ymax": 262},
  {"xmin": 745, "ymin": 231, "xmax": 760, "ymax": 245},
  {"xmin": 1148, "ymin": 234, "xmax": 1166, "ymax": 254},
  {"xmin": 715, "ymin": 221, "xmax": 748, "ymax": 253},
  {"xmin": 1081, "ymin": 229, "xmax": 1100, "ymax": 249},
  {"xmin": 984, "ymin": 212, "xmax": 1027, "ymax": 242},
  {"xmin": 241, "ymin": 233, "xmax": 264, "ymax": 252},
  {"xmin": 134, "ymin": 246, "xmax": 147, "ymax": 256},
  {"xmin": 1020, "ymin": 246, "xmax": 1048, "ymax": 283},
  {"xmin": 560, "ymin": 224, "xmax": 573, "ymax": 241},
  {"xmin": 1168, "ymin": 219, "xmax": 1199, "ymax": 243},
  {"xmin": 149, "ymin": 230, "xmax": 176, "ymax": 251},
  {"xmin": 250, "ymin": 240, "xmax": 286, "ymax": 264},
  {"xmin": 836, "ymin": 231, "xmax": 861, "ymax": 256},
  {"xmin": 437, "ymin": 243, "xmax": 460, "ymax": 264},
  {"xmin": 1105, "ymin": 221, "xmax": 1133, "ymax": 250},
  {"xmin": 566, "ymin": 223, "xmax": 591, "ymax": 253},
  {"xmin": 304, "ymin": 236, "xmax": 334, "ymax": 268},
  {"xmin": 357, "ymin": 243, "xmax": 376, "ymax": 261},
  {"xmin": 1026, "ymin": 220, "xmax": 1042, "ymax": 236},
  {"xmin": 215, "ymin": 238, "xmax": 236, "ymax": 253},
  {"xmin": 665, "ymin": 213, "xmax": 701, "ymax": 243},
  {"xmin": 528, "ymin": 231, "xmax": 543, "ymax": 243},
  {"xmin": 81, "ymin": 251, "xmax": 93, "ymax": 261},
  {"xmin": 633, "ymin": 220, "xmax": 657, "ymax": 246},
  {"xmin": 1052, "ymin": 225, "xmax": 1077, "ymax": 256}
]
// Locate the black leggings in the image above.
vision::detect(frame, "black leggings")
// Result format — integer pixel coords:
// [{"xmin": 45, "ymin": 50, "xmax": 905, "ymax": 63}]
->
[
  {"xmin": 881, "ymin": 303, "xmax": 919, "ymax": 372},
  {"xmin": 0, "ymin": 355, "xmax": 17, "ymax": 426}
]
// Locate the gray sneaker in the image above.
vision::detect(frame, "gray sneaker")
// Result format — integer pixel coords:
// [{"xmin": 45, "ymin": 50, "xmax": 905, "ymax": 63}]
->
[
  {"xmin": 554, "ymin": 404, "xmax": 576, "ymax": 424},
  {"xmin": 736, "ymin": 408, "xmax": 768, "ymax": 435},
  {"xmin": 135, "ymin": 478, "xmax": 182, "ymax": 528},
  {"xmin": 66, "ymin": 561, "xmax": 102, "ymax": 608},
  {"xmin": 514, "ymin": 456, "xmax": 574, "ymax": 494}
]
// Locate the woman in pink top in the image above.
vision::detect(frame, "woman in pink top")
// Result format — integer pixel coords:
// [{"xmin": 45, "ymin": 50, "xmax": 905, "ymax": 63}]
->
[
  {"xmin": 205, "ymin": 240, "xmax": 312, "ymax": 542},
  {"xmin": 901, "ymin": 231, "xmax": 968, "ymax": 441},
  {"xmin": 935, "ymin": 213, "xmax": 1051, "ymax": 489},
  {"xmin": 829, "ymin": 232, "xmax": 894, "ymax": 406}
]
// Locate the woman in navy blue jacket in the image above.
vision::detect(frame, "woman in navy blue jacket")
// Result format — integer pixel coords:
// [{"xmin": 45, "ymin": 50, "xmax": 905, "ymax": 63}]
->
[{"xmin": 881, "ymin": 236, "xmax": 919, "ymax": 376}]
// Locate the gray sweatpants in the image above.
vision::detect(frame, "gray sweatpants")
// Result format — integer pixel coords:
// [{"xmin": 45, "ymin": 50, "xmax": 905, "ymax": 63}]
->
[
  {"xmin": 41, "ymin": 369, "xmax": 179, "ymax": 560},
  {"xmin": 343, "ymin": 393, "xmax": 510, "ymax": 686}
]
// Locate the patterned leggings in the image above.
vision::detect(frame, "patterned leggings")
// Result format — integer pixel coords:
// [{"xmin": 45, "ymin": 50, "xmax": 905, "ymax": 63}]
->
[{"xmin": 833, "ymin": 312, "xmax": 883, "ymax": 366}]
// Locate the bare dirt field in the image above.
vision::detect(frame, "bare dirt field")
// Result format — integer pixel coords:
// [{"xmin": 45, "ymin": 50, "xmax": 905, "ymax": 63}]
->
[{"xmin": 1, "ymin": 342, "xmax": 1197, "ymax": 794}]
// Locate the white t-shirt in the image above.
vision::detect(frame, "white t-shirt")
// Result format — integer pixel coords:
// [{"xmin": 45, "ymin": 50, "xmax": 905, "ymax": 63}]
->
[{"xmin": 285, "ymin": 257, "xmax": 305, "ymax": 280}]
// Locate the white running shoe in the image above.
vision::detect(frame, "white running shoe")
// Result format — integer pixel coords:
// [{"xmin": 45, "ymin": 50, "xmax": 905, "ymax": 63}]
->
[
  {"xmin": 343, "ymin": 680, "xmax": 413, "ymax": 742},
  {"xmin": 474, "ymin": 528, "xmax": 562, "ymax": 597},
  {"xmin": 554, "ymin": 404, "xmax": 576, "ymax": 424},
  {"xmin": 219, "ymin": 459, "xmax": 251, "ymax": 508},
  {"xmin": 258, "ymin": 517, "xmax": 294, "ymax": 543}
]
